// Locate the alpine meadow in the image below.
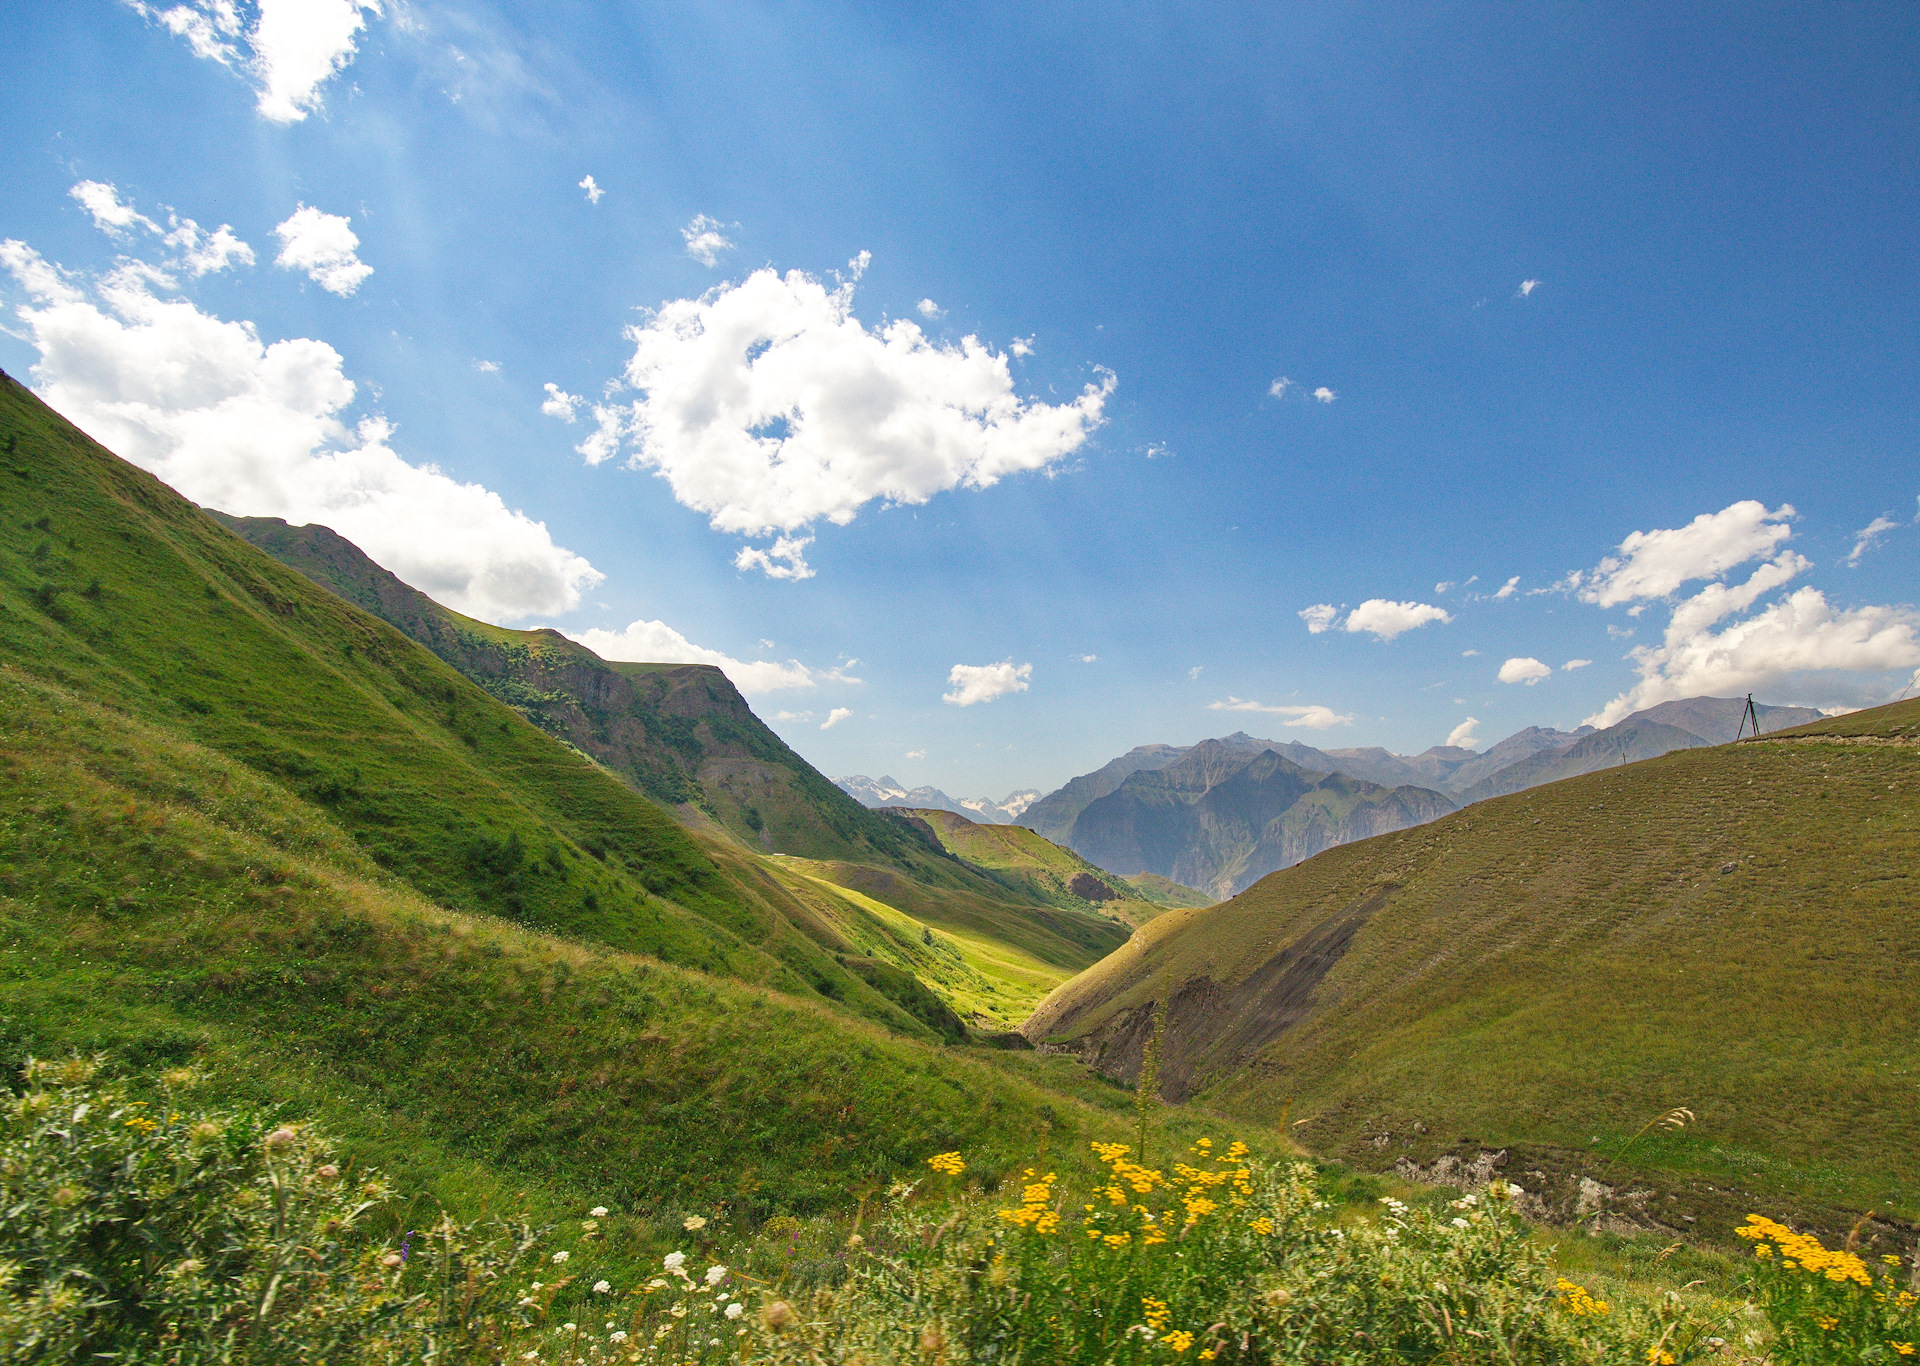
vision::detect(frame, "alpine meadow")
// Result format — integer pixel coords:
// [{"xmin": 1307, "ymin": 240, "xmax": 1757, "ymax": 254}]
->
[{"xmin": 4, "ymin": 3, "xmax": 1920, "ymax": 1362}]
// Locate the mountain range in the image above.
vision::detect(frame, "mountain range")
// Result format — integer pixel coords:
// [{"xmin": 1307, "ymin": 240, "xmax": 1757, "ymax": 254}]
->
[
  {"xmin": 1013, "ymin": 697, "xmax": 1824, "ymax": 895},
  {"xmin": 835, "ymin": 774, "xmax": 1041, "ymax": 824}
]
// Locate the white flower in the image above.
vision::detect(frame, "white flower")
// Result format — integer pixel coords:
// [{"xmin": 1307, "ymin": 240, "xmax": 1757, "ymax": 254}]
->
[
  {"xmin": 683, "ymin": 1215, "xmax": 707, "ymax": 1231},
  {"xmin": 590, "ymin": 1206, "xmax": 609, "ymax": 1217},
  {"xmin": 593, "ymin": 1280, "xmax": 611, "ymax": 1294},
  {"xmin": 610, "ymin": 1330, "xmax": 628, "ymax": 1344},
  {"xmin": 647, "ymin": 1278, "xmax": 668, "ymax": 1289},
  {"xmin": 704, "ymin": 1264, "xmax": 727, "ymax": 1285},
  {"xmin": 663, "ymin": 1251, "xmax": 687, "ymax": 1271},
  {"xmin": 531, "ymin": 1282, "xmax": 543, "ymax": 1290},
  {"xmin": 725, "ymin": 1303, "xmax": 744, "ymax": 1320},
  {"xmin": 561, "ymin": 1322, "xmax": 577, "ymax": 1332},
  {"xmin": 551, "ymin": 1251, "xmax": 570, "ymax": 1263},
  {"xmin": 1451, "ymin": 1217, "xmax": 1471, "ymax": 1229}
]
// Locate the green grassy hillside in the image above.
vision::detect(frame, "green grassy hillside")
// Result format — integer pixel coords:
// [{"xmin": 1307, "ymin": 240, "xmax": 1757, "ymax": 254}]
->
[
  {"xmin": 0, "ymin": 373, "xmax": 974, "ymax": 1035},
  {"xmin": 899, "ymin": 806, "xmax": 1167, "ymax": 926},
  {"xmin": 0, "ymin": 369, "xmax": 1255, "ymax": 1245},
  {"xmin": 1025, "ymin": 699, "xmax": 1920, "ymax": 1237},
  {"xmin": 213, "ymin": 513, "xmax": 965, "ymax": 877}
]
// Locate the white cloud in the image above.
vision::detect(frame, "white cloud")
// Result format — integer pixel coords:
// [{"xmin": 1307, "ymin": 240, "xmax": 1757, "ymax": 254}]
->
[
  {"xmin": 1343, "ymin": 599, "xmax": 1452, "ymax": 641},
  {"xmin": 1, "ymin": 236, "xmax": 599, "ymax": 624},
  {"xmin": 128, "ymin": 0, "xmax": 381, "ymax": 123},
  {"xmin": 569, "ymin": 618, "xmax": 834, "ymax": 695},
  {"xmin": 820, "ymin": 707, "xmax": 853, "ymax": 730},
  {"xmin": 944, "ymin": 661, "xmax": 1031, "ymax": 706},
  {"xmin": 916, "ymin": 298, "xmax": 943, "ymax": 319},
  {"xmin": 473, "ymin": 359, "xmax": 500, "ymax": 373},
  {"xmin": 1187, "ymin": 665, "xmax": 1203, "ymax": 681},
  {"xmin": 579, "ymin": 175, "xmax": 604, "ymax": 205},
  {"xmin": 1586, "ymin": 587, "xmax": 1920, "ymax": 727},
  {"xmin": 732, "ymin": 535, "xmax": 814, "ymax": 581},
  {"xmin": 1493, "ymin": 575, "xmax": 1520, "ymax": 599},
  {"xmin": 1208, "ymin": 698, "xmax": 1354, "ymax": 729},
  {"xmin": 1581, "ymin": 500, "xmax": 1795, "ymax": 607},
  {"xmin": 71, "ymin": 181, "xmax": 159, "ymax": 237},
  {"xmin": 1445, "ymin": 717, "xmax": 1481, "ymax": 749},
  {"xmin": 272, "ymin": 206, "xmax": 371, "ymax": 296},
  {"xmin": 577, "ymin": 258, "xmax": 1112, "ymax": 575},
  {"xmin": 681, "ymin": 214, "xmax": 733, "ymax": 267},
  {"xmin": 1010, "ymin": 336, "xmax": 1034, "ymax": 357},
  {"xmin": 1461, "ymin": 649, "xmax": 1480, "ymax": 657},
  {"xmin": 69, "ymin": 181, "xmax": 253, "ymax": 278},
  {"xmin": 904, "ymin": 748, "xmax": 926, "ymax": 759},
  {"xmin": 1518, "ymin": 279, "xmax": 1539, "ymax": 297},
  {"xmin": 1079, "ymin": 653, "xmax": 1098, "ymax": 663},
  {"xmin": 1498, "ymin": 657, "xmax": 1552, "ymax": 685},
  {"xmin": 1299, "ymin": 603, "xmax": 1338, "ymax": 634},
  {"xmin": 773, "ymin": 710, "xmax": 813, "ymax": 722},
  {"xmin": 1434, "ymin": 581, "xmax": 1454, "ymax": 594},
  {"xmin": 1269, "ymin": 376, "xmax": 1292, "ymax": 399},
  {"xmin": 541, "ymin": 383, "xmax": 582, "ymax": 423},
  {"xmin": 1607, "ymin": 625, "xmax": 1634, "ymax": 639},
  {"xmin": 1847, "ymin": 515, "xmax": 1900, "ymax": 566},
  {"xmin": 1312, "ymin": 386, "xmax": 1336, "ymax": 403},
  {"xmin": 1562, "ymin": 658, "xmax": 1592, "ymax": 671}
]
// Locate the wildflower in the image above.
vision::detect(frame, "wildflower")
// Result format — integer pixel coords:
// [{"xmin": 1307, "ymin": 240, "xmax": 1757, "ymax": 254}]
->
[
  {"xmin": 1451, "ymin": 1217, "xmax": 1470, "ymax": 1229},
  {"xmin": 762, "ymin": 1300, "xmax": 798, "ymax": 1332},
  {"xmin": 926, "ymin": 1151, "xmax": 966, "ymax": 1176},
  {"xmin": 683, "ymin": 1215, "xmax": 708, "ymax": 1231},
  {"xmin": 609, "ymin": 1331, "xmax": 628, "ymax": 1344},
  {"xmin": 670, "ymin": 1304, "xmax": 687, "ymax": 1319},
  {"xmin": 647, "ymin": 1278, "xmax": 667, "ymax": 1288},
  {"xmin": 551, "ymin": 1251, "xmax": 570, "ymax": 1263},
  {"xmin": 313, "ymin": 1164, "xmax": 340, "ymax": 1182},
  {"xmin": 663, "ymin": 1252, "xmax": 687, "ymax": 1271},
  {"xmin": 1891, "ymin": 1343, "xmax": 1915, "ymax": 1356},
  {"xmin": 590, "ymin": 1206, "xmax": 609, "ymax": 1217},
  {"xmin": 1556, "ymin": 1279, "xmax": 1610, "ymax": 1317},
  {"xmin": 1164, "ymin": 1329, "xmax": 1196, "ymax": 1353},
  {"xmin": 1645, "ymin": 1350, "xmax": 1674, "ymax": 1365},
  {"xmin": 705, "ymin": 1264, "xmax": 727, "ymax": 1285},
  {"xmin": 593, "ymin": 1280, "xmax": 611, "ymax": 1294},
  {"xmin": 381, "ymin": 1253, "xmax": 403, "ymax": 1269},
  {"xmin": 264, "ymin": 1126, "xmax": 297, "ymax": 1151},
  {"xmin": 1250, "ymin": 1217, "xmax": 1275, "ymax": 1235},
  {"xmin": 919, "ymin": 1327, "xmax": 946, "ymax": 1355},
  {"xmin": 846, "ymin": 1233, "xmax": 864, "ymax": 1248},
  {"xmin": 726, "ymin": 1303, "xmax": 744, "ymax": 1319}
]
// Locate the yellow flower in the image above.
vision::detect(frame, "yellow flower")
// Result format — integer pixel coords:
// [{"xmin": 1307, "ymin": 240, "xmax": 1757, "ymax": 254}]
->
[
  {"xmin": 926, "ymin": 1152, "xmax": 966, "ymax": 1176},
  {"xmin": 1250, "ymin": 1217, "xmax": 1275, "ymax": 1236},
  {"xmin": 1889, "ymin": 1342, "xmax": 1914, "ymax": 1356},
  {"xmin": 1555, "ymin": 1279, "xmax": 1610, "ymax": 1318},
  {"xmin": 1163, "ymin": 1329, "xmax": 1195, "ymax": 1353}
]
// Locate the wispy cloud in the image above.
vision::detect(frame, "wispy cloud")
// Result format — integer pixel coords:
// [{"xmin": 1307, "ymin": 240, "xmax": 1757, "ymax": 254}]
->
[
  {"xmin": 1208, "ymin": 698, "xmax": 1354, "ymax": 729},
  {"xmin": 821, "ymin": 707, "xmax": 852, "ymax": 729},
  {"xmin": 1493, "ymin": 576, "xmax": 1520, "ymax": 599},
  {"xmin": 541, "ymin": 383, "xmax": 581, "ymax": 422},
  {"xmin": 1562, "ymin": 658, "xmax": 1592, "ymax": 671},
  {"xmin": 579, "ymin": 175, "xmax": 604, "ymax": 204},
  {"xmin": 681, "ymin": 214, "xmax": 734, "ymax": 267},
  {"xmin": 125, "ymin": 0, "xmax": 381, "ymax": 123},
  {"xmin": 1846, "ymin": 514, "xmax": 1900, "ymax": 566},
  {"xmin": 1518, "ymin": 279, "xmax": 1540, "ymax": 297}
]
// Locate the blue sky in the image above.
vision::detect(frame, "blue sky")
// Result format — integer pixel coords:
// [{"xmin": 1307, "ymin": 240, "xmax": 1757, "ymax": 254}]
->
[{"xmin": 4, "ymin": 1, "xmax": 1917, "ymax": 799}]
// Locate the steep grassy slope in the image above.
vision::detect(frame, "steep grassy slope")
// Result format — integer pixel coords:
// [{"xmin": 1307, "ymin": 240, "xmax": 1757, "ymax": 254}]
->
[
  {"xmin": 0, "ymin": 661, "xmax": 1233, "ymax": 1232},
  {"xmin": 1026, "ymin": 700, "xmax": 1920, "ymax": 1231},
  {"xmin": 214, "ymin": 514, "xmax": 959, "ymax": 875},
  {"xmin": 899, "ymin": 807, "xmax": 1166, "ymax": 925},
  {"xmin": 1068, "ymin": 741, "xmax": 1457, "ymax": 897},
  {"xmin": 0, "ymin": 369, "xmax": 1017, "ymax": 1037}
]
